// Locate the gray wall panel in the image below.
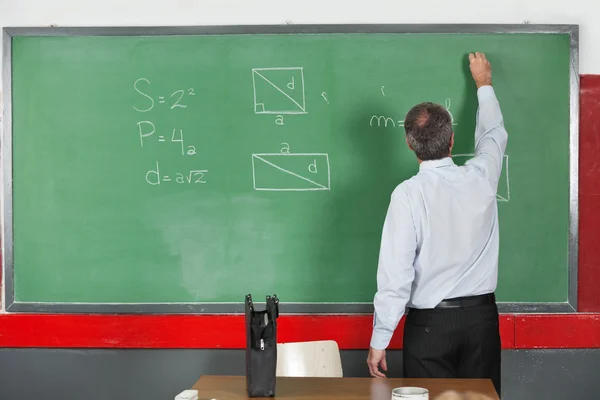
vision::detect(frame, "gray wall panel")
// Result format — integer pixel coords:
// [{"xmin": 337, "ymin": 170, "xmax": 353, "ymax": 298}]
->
[{"xmin": 0, "ymin": 349, "xmax": 598, "ymax": 400}]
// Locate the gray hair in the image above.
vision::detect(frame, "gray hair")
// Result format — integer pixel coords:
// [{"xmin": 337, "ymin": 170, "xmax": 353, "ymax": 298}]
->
[{"xmin": 404, "ymin": 102, "xmax": 453, "ymax": 161}]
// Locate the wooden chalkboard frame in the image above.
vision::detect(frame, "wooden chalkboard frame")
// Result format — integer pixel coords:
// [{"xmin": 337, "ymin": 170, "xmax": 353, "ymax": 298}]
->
[{"xmin": 2, "ymin": 24, "xmax": 579, "ymax": 314}]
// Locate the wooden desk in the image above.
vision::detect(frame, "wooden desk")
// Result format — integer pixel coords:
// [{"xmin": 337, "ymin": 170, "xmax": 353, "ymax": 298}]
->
[{"xmin": 193, "ymin": 376, "xmax": 499, "ymax": 400}]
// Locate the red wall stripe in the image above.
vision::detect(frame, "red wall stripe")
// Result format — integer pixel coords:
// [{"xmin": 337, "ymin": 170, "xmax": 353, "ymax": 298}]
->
[
  {"xmin": 514, "ymin": 314, "xmax": 600, "ymax": 348},
  {"xmin": 578, "ymin": 75, "xmax": 600, "ymax": 312},
  {"xmin": 0, "ymin": 76, "xmax": 598, "ymax": 350},
  {"xmin": 3, "ymin": 313, "xmax": 600, "ymax": 350},
  {"xmin": 0, "ymin": 314, "xmax": 515, "ymax": 349}
]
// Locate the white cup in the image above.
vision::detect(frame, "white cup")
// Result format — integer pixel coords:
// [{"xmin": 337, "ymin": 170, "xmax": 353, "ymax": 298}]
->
[{"xmin": 392, "ymin": 387, "xmax": 429, "ymax": 399}]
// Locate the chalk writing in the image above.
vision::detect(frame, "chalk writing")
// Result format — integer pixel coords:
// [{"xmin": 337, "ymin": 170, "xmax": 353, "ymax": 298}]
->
[
  {"xmin": 133, "ymin": 78, "xmax": 195, "ymax": 112},
  {"xmin": 133, "ymin": 78, "xmax": 154, "ymax": 112},
  {"xmin": 251, "ymin": 152, "xmax": 331, "ymax": 192},
  {"xmin": 370, "ymin": 115, "xmax": 397, "ymax": 128},
  {"xmin": 145, "ymin": 161, "xmax": 208, "ymax": 185},
  {"xmin": 445, "ymin": 98, "xmax": 457, "ymax": 126},
  {"xmin": 132, "ymin": 79, "xmax": 203, "ymax": 188},
  {"xmin": 252, "ymin": 67, "xmax": 307, "ymax": 115},
  {"xmin": 136, "ymin": 121, "xmax": 196, "ymax": 156},
  {"xmin": 369, "ymin": 97, "xmax": 458, "ymax": 129}
]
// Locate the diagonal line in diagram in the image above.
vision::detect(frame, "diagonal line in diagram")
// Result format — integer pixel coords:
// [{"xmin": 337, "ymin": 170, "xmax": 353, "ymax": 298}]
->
[
  {"xmin": 251, "ymin": 153, "xmax": 331, "ymax": 191},
  {"xmin": 253, "ymin": 155, "xmax": 327, "ymax": 189},
  {"xmin": 252, "ymin": 67, "xmax": 307, "ymax": 114}
]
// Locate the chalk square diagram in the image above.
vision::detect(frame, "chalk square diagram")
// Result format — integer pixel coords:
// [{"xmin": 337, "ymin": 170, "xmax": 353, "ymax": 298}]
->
[
  {"xmin": 453, "ymin": 154, "xmax": 510, "ymax": 202},
  {"xmin": 252, "ymin": 67, "xmax": 306, "ymax": 114},
  {"xmin": 252, "ymin": 153, "xmax": 330, "ymax": 191}
]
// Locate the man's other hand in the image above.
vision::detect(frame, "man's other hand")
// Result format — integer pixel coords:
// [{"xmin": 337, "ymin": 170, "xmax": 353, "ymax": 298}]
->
[
  {"xmin": 468, "ymin": 52, "xmax": 492, "ymax": 88},
  {"xmin": 367, "ymin": 347, "xmax": 387, "ymax": 378}
]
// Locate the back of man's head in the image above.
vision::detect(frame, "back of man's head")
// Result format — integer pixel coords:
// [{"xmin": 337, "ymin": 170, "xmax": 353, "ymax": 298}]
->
[{"xmin": 404, "ymin": 102, "xmax": 453, "ymax": 161}]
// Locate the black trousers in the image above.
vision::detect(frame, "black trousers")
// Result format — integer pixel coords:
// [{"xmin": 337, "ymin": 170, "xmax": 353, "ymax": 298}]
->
[{"xmin": 402, "ymin": 297, "xmax": 501, "ymax": 397}]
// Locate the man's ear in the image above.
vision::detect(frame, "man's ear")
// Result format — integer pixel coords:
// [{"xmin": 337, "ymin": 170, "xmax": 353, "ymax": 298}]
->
[
  {"xmin": 405, "ymin": 136, "xmax": 413, "ymax": 151},
  {"xmin": 449, "ymin": 132, "xmax": 455, "ymax": 152}
]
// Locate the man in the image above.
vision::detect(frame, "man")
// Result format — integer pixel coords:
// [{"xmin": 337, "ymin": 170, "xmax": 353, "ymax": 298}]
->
[{"xmin": 366, "ymin": 52, "xmax": 506, "ymax": 397}]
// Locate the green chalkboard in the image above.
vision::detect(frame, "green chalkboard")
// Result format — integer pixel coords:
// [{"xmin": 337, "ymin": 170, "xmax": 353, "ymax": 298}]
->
[{"xmin": 3, "ymin": 25, "xmax": 578, "ymax": 313}]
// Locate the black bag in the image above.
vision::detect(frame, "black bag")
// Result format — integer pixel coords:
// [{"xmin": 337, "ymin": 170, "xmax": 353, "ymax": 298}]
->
[{"xmin": 245, "ymin": 294, "xmax": 279, "ymax": 398}]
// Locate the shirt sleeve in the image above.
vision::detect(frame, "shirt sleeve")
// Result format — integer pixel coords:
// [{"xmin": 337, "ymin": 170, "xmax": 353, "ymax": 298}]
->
[
  {"xmin": 466, "ymin": 85, "xmax": 509, "ymax": 189},
  {"xmin": 370, "ymin": 186, "xmax": 417, "ymax": 350}
]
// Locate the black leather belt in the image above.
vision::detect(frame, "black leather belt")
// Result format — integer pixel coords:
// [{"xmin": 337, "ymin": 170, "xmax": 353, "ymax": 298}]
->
[{"xmin": 435, "ymin": 293, "xmax": 496, "ymax": 309}]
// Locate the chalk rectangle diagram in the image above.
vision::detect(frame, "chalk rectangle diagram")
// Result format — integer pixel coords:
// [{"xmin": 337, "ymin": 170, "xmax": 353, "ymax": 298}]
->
[
  {"xmin": 252, "ymin": 67, "xmax": 306, "ymax": 114},
  {"xmin": 252, "ymin": 153, "xmax": 330, "ymax": 191},
  {"xmin": 453, "ymin": 154, "xmax": 511, "ymax": 202}
]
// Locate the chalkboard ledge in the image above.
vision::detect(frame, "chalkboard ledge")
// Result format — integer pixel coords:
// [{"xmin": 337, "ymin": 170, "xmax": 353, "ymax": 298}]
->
[{"xmin": 4, "ymin": 301, "xmax": 576, "ymax": 314}]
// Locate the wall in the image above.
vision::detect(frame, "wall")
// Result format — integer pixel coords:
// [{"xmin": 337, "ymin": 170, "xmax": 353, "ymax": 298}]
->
[
  {"xmin": 0, "ymin": 0, "xmax": 599, "ymax": 74},
  {"xmin": 1, "ymin": 348, "xmax": 600, "ymax": 400},
  {"xmin": 1, "ymin": 1, "xmax": 600, "ymax": 400}
]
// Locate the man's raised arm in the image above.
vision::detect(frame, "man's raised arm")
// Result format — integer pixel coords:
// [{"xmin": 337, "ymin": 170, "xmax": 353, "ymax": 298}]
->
[{"xmin": 467, "ymin": 52, "xmax": 508, "ymax": 188}]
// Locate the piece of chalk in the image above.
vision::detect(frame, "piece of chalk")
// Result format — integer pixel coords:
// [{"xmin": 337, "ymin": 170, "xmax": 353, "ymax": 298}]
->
[{"xmin": 174, "ymin": 389, "xmax": 198, "ymax": 400}]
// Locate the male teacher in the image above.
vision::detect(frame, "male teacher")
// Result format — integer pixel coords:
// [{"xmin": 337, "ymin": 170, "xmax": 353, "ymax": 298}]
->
[{"xmin": 367, "ymin": 52, "xmax": 507, "ymax": 397}]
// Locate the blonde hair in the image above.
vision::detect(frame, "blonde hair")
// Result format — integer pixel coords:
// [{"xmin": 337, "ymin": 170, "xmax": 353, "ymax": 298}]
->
[{"xmin": 434, "ymin": 391, "xmax": 496, "ymax": 400}]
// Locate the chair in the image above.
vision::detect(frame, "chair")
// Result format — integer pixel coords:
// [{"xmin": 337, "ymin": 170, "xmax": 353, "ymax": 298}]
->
[{"xmin": 276, "ymin": 340, "xmax": 343, "ymax": 377}]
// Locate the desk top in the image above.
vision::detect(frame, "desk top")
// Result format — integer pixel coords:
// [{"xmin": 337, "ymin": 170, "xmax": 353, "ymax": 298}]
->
[{"xmin": 192, "ymin": 375, "xmax": 499, "ymax": 400}]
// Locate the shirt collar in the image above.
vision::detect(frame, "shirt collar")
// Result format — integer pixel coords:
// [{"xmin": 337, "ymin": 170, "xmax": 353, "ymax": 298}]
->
[{"xmin": 419, "ymin": 156, "xmax": 456, "ymax": 171}]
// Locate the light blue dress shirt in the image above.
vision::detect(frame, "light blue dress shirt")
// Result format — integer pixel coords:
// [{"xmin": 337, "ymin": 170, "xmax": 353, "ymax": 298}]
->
[{"xmin": 370, "ymin": 85, "xmax": 508, "ymax": 350}]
